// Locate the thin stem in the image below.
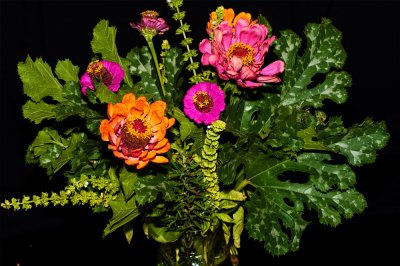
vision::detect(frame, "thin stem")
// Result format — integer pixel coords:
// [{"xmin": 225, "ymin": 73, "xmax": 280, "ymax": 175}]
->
[
  {"xmin": 175, "ymin": 5, "xmax": 197, "ymax": 79},
  {"xmin": 146, "ymin": 37, "xmax": 166, "ymax": 98}
]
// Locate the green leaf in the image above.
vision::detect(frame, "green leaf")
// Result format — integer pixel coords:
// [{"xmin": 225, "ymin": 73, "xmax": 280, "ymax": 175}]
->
[
  {"xmin": 281, "ymin": 71, "xmax": 350, "ymax": 108},
  {"xmin": 18, "ymin": 55, "xmax": 64, "ymax": 102},
  {"xmin": 244, "ymin": 154, "xmax": 367, "ymax": 256},
  {"xmin": 273, "ymin": 30, "xmax": 302, "ymax": 73},
  {"xmin": 172, "ymin": 107, "xmax": 200, "ymax": 141},
  {"xmin": 232, "ymin": 206, "xmax": 244, "ymax": 248},
  {"xmin": 25, "ymin": 128, "xmax": 83, "ymax": 176},
  {"xmin": 133, "ymin": 174, "xmax": 161, "ymax": 205},
  {"xmin": 55, "ymin": 59, "xmax": 79, "ymax": 83},
  {"xmin": 274, "ymin": 18, "xmax": 349, "ymax": 109},
  {"xmin": 147, "ymin": 223, "xmax": 182, "ymax": 243},
  {"xmin": 22, "ymin": 100, "xmax": 56, "ymax": 124},
  {"xmin": 164, "ymin": 47, "xmax": 184, "ymax": 100},
  {"xmin": 95, "ymin": 83, "xmax": 122, "ymax": 104},
  {"xmin": 123, "ymin": 222, "xmax": 134, "ymax": 244},
  {"xmin": 119, "ymin": 166, "xmax": 138, "ymax": 200},
  {"xmin": 126, "ymin": 46, "xmax": 160, "ymax": 101},
  {"xmin": 328, "ymin": 118, "xmax": 390, "ymax": 166},
  {"xmin": 103, "ymin": 195, "xmax": 140, "ymax": 238},
  {"xmin": 90, "ymin": 19, "xmax": 132, "ymax": 87}
]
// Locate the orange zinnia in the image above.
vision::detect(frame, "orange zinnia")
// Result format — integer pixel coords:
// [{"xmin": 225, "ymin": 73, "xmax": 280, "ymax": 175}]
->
[
  {"xmin": 207, "ymin": 8, "xmax": 256, "ymax": 34},
  {"xmin": 99, "ymin": 93, "xmax": 175, "ymax": 169}
]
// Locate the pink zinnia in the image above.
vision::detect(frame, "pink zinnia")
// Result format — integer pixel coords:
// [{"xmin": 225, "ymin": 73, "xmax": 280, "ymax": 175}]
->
[
  {"xmin": 183, "ymin": 82, "xmax": 225, "ymax": 125},
  {"xmin": 130, "ymin": 10, "xmax": 170, "ymax": 37},
  {"xmin": 80, "ymin": 60, "xmax": 124, "ymax": 95},
  {"xmin": 199, "ymin": 18, "xmax": 285, "ymax": 89}
]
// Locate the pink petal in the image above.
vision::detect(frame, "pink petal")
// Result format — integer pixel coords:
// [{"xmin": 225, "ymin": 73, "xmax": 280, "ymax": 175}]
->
[
  {"xmin": 260, "ymin": 60, "xmax": 285, "ymax": 76},
  {"xmin": 80, "ymin": 72, "xmax": 94, "ymax": 95}
]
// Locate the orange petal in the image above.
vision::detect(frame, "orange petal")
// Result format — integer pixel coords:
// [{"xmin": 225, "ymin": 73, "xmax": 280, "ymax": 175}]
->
[
  {"xmin": 136, "ymin": 160, "xmax": 149, "ymax": 169},
  {"xmin": 108, "ymin": 102, "xmax": 129, "ymax": 118},
  {"xmin": 141, "ymin": 150, "xmax": 157, "ymax": 161},
  {"xmin": 151, "ymin": 156, "xmax": 169, "ymax": 164},
  {"xmin": 233, "ymin": 12, "xmax": 252, "ymax": 25},
  {"xmin": 125, "ymin": 157, "xmax": 140, "ymax": 166},
  {"xmin": 99, "ymin": 120, "xmax": 110, "ymax": 141},
  {"xmin": 153, "ymin": 138, "xmax": 168, "ymax": 150},
  {"xmin": 224, "ymin": 8, "xmax": 235, "ymax": 25},
  {"xmin": 167, "ymin": 117, "xmax": 175, "ymax": 129},
  {"xmin": 155, "ymin": 142, "xmax": 171, "ymax": 154}
]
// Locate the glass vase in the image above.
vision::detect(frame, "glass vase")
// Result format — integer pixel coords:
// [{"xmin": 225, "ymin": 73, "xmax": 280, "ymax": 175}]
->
[{"xmin": 156, "ymin": 229, "xmax": 230, "ymax": 266}]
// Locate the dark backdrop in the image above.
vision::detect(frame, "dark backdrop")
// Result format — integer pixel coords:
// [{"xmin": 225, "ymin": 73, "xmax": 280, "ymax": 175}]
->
[{"xmin": 1, "ymin": 0, "xmax": 399, "ymax": 265}]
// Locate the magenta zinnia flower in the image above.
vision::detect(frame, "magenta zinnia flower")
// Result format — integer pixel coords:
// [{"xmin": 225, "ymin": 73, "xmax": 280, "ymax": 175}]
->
[
  {"xmin": 80, "ymin": 60, "xmax": 124, "ymax": 95},
  {"xmin": 130, "ymin": 10, "xmax": 170, "ymax": 38},
  {"xmin": 199, "ymin": 18, "xmax": 285, "ymax": 89},
  {"xmin": 183, "ymin": 82, "xmax": 225, "ymax": 125}
]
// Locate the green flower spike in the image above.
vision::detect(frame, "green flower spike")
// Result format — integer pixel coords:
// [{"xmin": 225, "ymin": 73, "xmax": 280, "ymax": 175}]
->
[{"xmin": 201, "ymin": 120, "xmax": 226, "ymax": 209}]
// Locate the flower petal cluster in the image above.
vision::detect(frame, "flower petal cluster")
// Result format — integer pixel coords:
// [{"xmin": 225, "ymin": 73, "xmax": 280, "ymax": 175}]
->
[
  {"xmin": 207, "ymin": 7, "xmax": 256, "ymax": 34},
  {"xmin": 80, "ymin": 60, "xmax": 124, "ymax": 95},
  {"xmin": 130, "ymin": 10, "xmax": 170, "ymax": 39},
  {"xmin": 200, "ymin": 17, "xmax": 285, "ymax": 88},
  {"xmin": 100, "ymin": 93, "xmax": 175, "ymax": 169},
  {"xmin": 183, "ymin": 82, "xmax": 225, "ymax": 125}
]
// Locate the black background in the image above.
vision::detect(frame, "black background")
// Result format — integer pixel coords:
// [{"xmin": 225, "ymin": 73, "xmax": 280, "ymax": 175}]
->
[{"xmin": 1, "ymin": 0, "xmax": 399, "ymax": 265}]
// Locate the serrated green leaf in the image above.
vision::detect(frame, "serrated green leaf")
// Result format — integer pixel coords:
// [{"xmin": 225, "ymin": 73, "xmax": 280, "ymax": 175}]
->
[
  {"xmin": 22, "ymin": 100, "xmax": 56, "ymax": 124},
  {"xmin": 275, "ymin": 18, "xmax": 349, "ymax": 109},
  {"xmin": 90, "ymin": 19, "xmax": 132, "ymax": 87},
  {"xmin": 25, "ymin": 128, "xmax": 82, "ymax": 176},
  {"xmin": 55, "ymin": 59, "xmax": 79, "ymax": 82},
  {"xmin": 172, "ymin": 107, "xmax": 204, "ymax": 152},
  {"xmin": 133, "ymin": 174, "xmax": 161, "ymax": 205},
  {"xmin": 273, "ymin": 30, "xmax": 302, "ymax": 73},
  {"xmin": 164, "ymin": 47, "xmax": 184, "ymax": 93},
  {"xmin": 103, "ymin": 195, "xmax": 140, "ymax": 238},
  {"xmin": 328, "ymin": 118, "xmax": 390, "ymax": 166},
  {"xmin": 282, "ymin": 71, "xmax": 350, "ymax": 107},
  {"xmin": 127, "ymin": 46, "xmax": 160, "ymax": 101},
  {"xmin": 18, "ymin": 55, "xmax": 64, "ymax": 102},
  {"xmin": 119, "ymin": 166, "xmax": 138, "ymax": 200},
  {"xmin": 51, "ymin": 132, "xmax": 83, "ymax": 173},
  {"xmin": 95, "ymin": 83, "xmax": 122, "ymax": 104},
  {"xmin": 245, "ymin": 153, "xmax": 367, "ymax": 255}
]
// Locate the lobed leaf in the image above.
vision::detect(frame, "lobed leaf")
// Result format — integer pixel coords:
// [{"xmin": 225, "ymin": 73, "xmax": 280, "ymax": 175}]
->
[
  {"xmin": 18, "ymin": 55, "xmax": 64, "ymax": 102},
  {"xmin": 55, "ymin": 59, "xmax": 79, "ymax": 83}
]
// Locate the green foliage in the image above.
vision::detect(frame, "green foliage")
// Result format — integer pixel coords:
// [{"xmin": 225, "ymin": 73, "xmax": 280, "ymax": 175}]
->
[
  {"xmin": 126, "ymin": 46, "xmax": 160, "ymax": 100},
  {"xmin": 55, "ymin": 59, "xmax": 80, "ymax": 83},
  {"xmin": 215, "ymin": 17, "xmax": 390, "ymax": 256},
  {"xmin": 18, "ymin": 55, "xmax": 64, "ymax": 102},
  {"xmin": 7, "ymin": 2, "xmax": 391, "ymax": 262},
  {"xmin": 1, "ymin": 175, "xmax": 118, "ymax": 211},
  {"xmin": 91, "ymin": 19, "xmax": 132, "ymax": 87}
]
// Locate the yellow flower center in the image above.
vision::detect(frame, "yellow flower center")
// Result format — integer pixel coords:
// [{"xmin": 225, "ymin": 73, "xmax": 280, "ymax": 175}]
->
[
  {"xmin": 87, "ymin": 60, "xmax": 113, "ymax": 86},
  {"xmin": 141, "ymin": 10, "xmax": 159, "ymax": 18},
  {"xmin": 122, "ymin": 116, "xmax": 152, "ymax": 150},
  {"xmin": 226, "ymin": 42, "xmax": 255, "ymax": 66},
  {"xmin": 193, "ymin": 91, "xmax": 214, "ymax": 113}
]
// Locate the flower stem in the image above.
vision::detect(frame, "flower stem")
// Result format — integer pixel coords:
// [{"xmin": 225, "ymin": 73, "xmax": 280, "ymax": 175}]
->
[
  {"xmin": 175, "ymin": 6, "xmax": 197, "ymax": 79},
  {"xmin": 145, "ymin": 37, "xmax": 166, "ymax": 98}
]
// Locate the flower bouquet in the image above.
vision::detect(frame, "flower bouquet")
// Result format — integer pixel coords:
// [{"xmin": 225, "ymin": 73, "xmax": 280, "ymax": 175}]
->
[{"xmin": 1, "ymin": 0, "xmax": 390, "ymax": 265}]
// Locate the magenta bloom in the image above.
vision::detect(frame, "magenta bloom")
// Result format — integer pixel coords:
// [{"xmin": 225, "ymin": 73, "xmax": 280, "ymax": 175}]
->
[
  {"xmin": 199, "ymin": 18, "xmax": 285, "ymax": 89},
  {"xmin": 130, "ymin": 10, "xmax": 170, "ymax": 37},
  {"xmin": 80, "ymin": 60, "xmax": 124, "ymax": 95},
  {"xmin": 183, "ymin": 82, "xmax": 225, "ymax": 125}
]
